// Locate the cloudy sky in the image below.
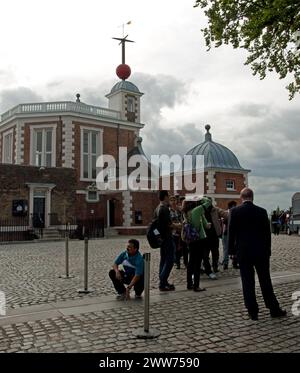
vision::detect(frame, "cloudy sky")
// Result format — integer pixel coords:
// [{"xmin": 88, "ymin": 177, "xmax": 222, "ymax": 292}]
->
[{"xmin": 0, "ymin": 0, "xmax": 299, "ymax": 212}]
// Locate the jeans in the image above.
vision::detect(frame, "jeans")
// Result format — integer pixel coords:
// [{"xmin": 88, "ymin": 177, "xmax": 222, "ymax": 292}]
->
[
  {"xmin": 159, "ymin": 236, "xmax": 176, "ymax": 288},
  {"xmin": 222, "ymin": 234, "xmax": 229, "ymax": 265},
  {"xmin": 109, "ymin": 270, "xmax": 144, "ymax": 296},
  {"xmin": 187, "ymin": 240, "xmax": 205, "ymax": 289}
]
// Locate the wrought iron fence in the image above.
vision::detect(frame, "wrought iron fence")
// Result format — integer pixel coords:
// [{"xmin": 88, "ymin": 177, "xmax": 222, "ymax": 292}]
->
[
  {"xmin": 0, "ymin": 216, "xmax": 105, "ymax": 242},
  {"xmin": 67, "ymin": 218, "xmax": 105, "ymax": 239},
  {"xmin": 0, "ymin": 217, "xmax": 33, "ymax": 242}
]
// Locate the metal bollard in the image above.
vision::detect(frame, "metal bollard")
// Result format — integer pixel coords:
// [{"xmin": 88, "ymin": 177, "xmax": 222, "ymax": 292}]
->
[
  {"xmin": 59, "ymin": 232, "xmax": 74, "ymax": 279},
  {"xmin": 133, "ymin": 253, "xmax": 160, "ymax": 339},
  {"xmin": 78, "ymin": 237, "xmax": 94, "ymax": 294}
]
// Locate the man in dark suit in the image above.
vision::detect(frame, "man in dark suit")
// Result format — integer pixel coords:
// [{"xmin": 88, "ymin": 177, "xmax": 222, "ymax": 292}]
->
[{"xmin": 228, "ymin": 187, "xmax": 286, "ymax": 320}]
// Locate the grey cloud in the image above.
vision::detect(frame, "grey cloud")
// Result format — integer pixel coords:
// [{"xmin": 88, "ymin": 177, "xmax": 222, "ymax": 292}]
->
[
  {"xmin": 79, "ymin": 86, "xmax": 109, "ymax": 107},
  {"xmin": 142, "ymin": 122, "xmax": 204, "ymax": 157},
  {"xmin": 0, "ymin": 87, "xmax": 43, "ymax": 113},
  {"xmin": 231, "ymin": 102, "xmax": 270, "ymax": 118},
  {"xmin": 224, "ymin": 106, "xmax": 300, "ymax": 212},
  {"xmin": 131, "ymin": 72, "xmax": 193, "ymax": 156},
  {"xmin": 249, "ymin": 175, "xmax": 300, "ymax": 212},
  {"xmin": 132, "ymin": 72, "xmax": 188, "ymax": 124},
  {"xmin": 0, "ymin": 68, "xmax": 16, "ymax": 86},
  {"xmin": 46, "ymin": 80, "xmax": 63, "ymax": 88},
  {"xmin": 46, "ymin": 80, "xmax": 114, "ymax": 107},
  {"xmin": 227, "ymin": 107, "xmax": 300, "ymax": 179}
]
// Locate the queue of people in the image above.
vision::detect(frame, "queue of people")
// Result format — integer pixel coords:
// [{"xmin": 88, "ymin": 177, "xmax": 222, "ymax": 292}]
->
[
  {"xmin": 108, "ymin": 188, "xmax": 286, "ymax": 320},
  {"xmin": 271, "ymin": 210, "xmax": 289, "ymax": 235}
]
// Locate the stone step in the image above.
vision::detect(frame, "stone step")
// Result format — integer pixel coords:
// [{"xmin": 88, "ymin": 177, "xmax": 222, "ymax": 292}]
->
[
  {"xmin": 35, "ymin": 229, "xmax": 62, "ymax": 241},
  {"xmin": 104, "ymin": 228, "xmax": 119, "ymax": 237}
]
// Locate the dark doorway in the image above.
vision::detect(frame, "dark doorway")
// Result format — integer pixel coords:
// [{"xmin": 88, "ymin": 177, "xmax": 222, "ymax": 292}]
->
[
  {"xmin": 109, "ymin": 200, "xmax": 115, "ymax": 227},
  {"xmin": 32, "ymin": 197, "xmax": 45, "ymax": 228}
]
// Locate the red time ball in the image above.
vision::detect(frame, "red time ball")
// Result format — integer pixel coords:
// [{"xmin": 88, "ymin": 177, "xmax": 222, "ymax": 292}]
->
[{"xmin": 116, "ymin": 64, "xmax": 131, "ymax": 80}]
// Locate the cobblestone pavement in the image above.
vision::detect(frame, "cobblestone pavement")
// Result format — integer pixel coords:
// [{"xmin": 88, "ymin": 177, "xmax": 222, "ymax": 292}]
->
[
  {"xmin": 0, "ymin": 234, "xmax": 300, "ymax": 353},
  {"xmin": 0, "ymin": 235, "xmax": 299, "ymax": 309}
]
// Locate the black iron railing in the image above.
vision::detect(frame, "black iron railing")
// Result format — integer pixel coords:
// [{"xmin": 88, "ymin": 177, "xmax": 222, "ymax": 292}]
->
[
  {"xmin": 0, "ymin": 217, "xmax": 33, "ymax": 242},
  {"xmin": 0, "ymin": 216, "xmax": 105, "ymax": 242},
  {"xmin": 67, "ymin": 218, "xmax": 105, "ymax": 239}
]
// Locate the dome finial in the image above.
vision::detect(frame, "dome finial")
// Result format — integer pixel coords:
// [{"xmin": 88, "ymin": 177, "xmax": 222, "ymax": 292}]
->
[{"xmin": 205, "ymin": 124, "xmax": 212, "ymax": 141}]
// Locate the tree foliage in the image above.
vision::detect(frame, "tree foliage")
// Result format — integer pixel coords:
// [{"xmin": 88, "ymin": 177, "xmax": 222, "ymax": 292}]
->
[{"xmin": 194, "ymin": 0, "xmax": 300, "ymax": 99}]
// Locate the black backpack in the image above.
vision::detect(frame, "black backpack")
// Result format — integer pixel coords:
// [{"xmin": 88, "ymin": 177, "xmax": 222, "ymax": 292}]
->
[{"xmin": 146, "ymin": 218, "xmax": 163, "ymax": 249}]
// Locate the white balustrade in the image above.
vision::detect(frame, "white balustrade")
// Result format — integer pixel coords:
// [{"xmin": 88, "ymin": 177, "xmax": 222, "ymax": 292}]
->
[{"xmin": 1, "ymin": 101, "xmax": 121, "ymax": 122}]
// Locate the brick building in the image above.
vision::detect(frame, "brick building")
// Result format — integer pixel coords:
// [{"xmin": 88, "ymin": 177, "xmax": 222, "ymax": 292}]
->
[
  {"xmin": 0, "ymin": 58, "xmax": 250, "ymax": 238},
  {"xmin": 180, "ymin": 124, "xmax": 250, "ymax": 208},
  {"xmin": 0, "ymin": 80, "xmax": 158, "ymax": 237}
]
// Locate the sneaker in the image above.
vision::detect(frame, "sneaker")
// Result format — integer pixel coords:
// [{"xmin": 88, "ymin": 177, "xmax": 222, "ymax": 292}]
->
[
  {"xmin": 116, "ymin": 293, "xmax": 126, "ymax": 300},
  {"xmin": 248, "ymin": 312, "xmax": 259, "ymax": 321},
  {"xmin": 135, "ymin": 294, "xmax": 142, "ymax": 299},
  {"xmin": 270, "ymin": 308, "xmax": 287, "ymax": 318},
  {"xmin": 159, "ymin": 286, "xmax": 172, "ymax": 291},
  {"xmin": 166, "ymin": 283, "xmax": 175, "ymax": 290},
  {"xmin": 159, "ymin": 284, "xmax": 175, "ymax": 291},
  {"xmin": 193, "ymin": 287, "xmax": 206, "ymax": 292},
  {"xmin": 208, "ymin": 273, "xmax": 217, "ymax": 280}
]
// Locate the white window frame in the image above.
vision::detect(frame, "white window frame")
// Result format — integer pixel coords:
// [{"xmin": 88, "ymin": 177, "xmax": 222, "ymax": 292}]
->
[
  {"xmin": 80, "ymin": 126, "xmax": 103, "ymax": 181},
  {"xmin": 226, "ymin": 179, "xmax": 236, "ymax": 191},
  {"xmin": 86, "ymin": 190, "xmax": 99, "ymax": 203},
  {"xmin": 2, "ymin": 129, "xmax": 14, "ymax": 164},
  {"xmin": 30, "ymin": 124, "xmax": 57, "ymax": 167},
  {"xmin": 127, "ymin": 96, "xmax": 135, "ymax": 113}
]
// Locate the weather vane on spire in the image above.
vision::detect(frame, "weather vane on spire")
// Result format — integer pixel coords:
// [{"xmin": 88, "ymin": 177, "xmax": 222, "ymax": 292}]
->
[{"xmin": 112, "ymin": 26, "xmax": 134, "ymax": 81}]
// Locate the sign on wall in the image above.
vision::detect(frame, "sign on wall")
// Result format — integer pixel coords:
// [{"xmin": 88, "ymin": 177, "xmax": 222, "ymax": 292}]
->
[{"xmin": 12, "ymin": 200, "xmax": 28, "ymax": 217}]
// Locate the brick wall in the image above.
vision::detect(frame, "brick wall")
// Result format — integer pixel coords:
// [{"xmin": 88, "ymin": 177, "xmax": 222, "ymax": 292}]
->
[
  {"xmin": 75, "ymin": 194, "xmax": 107, "ymax": 221},
  {"xmin": 0, "ymin": 164, "xmax": 76, "ymax": 221},
  {"xmin": 131, "ymin": 191, "xmax": 158, "ymax": 226},
  {"xmin": 215, "ymin": 172, "xmax": 246, "ymax": 194},
  {"xmin": 214, "ymin": 198, "xmax": 241, "ymax": 209}
]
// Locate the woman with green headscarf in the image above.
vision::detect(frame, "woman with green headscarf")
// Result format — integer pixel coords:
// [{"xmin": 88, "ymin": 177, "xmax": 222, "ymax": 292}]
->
[{"xmin": 183, "ymin": 196, "xmax": 211, "ymax": 292}]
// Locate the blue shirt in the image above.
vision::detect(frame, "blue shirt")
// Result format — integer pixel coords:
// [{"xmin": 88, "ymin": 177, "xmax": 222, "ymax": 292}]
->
[{"xmin": 114, "ymin": 250, "xmax": 144, "ymax": 277}]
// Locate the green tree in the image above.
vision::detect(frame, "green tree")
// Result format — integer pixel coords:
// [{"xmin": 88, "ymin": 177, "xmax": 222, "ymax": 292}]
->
[{"xmin": 194, "ymin": 0, "xmax": 300, "ymax": 99}]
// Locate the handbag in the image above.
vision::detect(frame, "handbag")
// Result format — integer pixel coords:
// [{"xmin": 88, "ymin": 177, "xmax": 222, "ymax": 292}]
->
[{"xmin": 181, "ymin": 222, "xmax": 199, "ymax": 244}]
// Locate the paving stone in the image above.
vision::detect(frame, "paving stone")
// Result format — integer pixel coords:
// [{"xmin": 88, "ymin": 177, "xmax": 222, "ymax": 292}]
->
[{"xmin": 0, "ymin": 235, "xmax": 300, "ymax": 352}]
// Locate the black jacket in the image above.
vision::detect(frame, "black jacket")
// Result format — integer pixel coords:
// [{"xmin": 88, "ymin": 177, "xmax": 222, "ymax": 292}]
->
[
  {"xmin": 153, "ymin": 203, "xmax": 172, "ymax": 239},
  {"xmin": 228, "ymin": 201, "xmax": 271, "ymax": 261}
]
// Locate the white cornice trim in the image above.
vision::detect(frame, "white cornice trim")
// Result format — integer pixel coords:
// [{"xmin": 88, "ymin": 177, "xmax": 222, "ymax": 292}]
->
[
  {"xmin": 207, "ymin": 167, "xmax": 251, "ymax": 174},
  {"xmin": 26, "ymin": 182, "xmax": 56, "ymax": 189},
  {"xmin": 0, "ymin": 112, "xmax": 144, "ymax": 130},
  {"xmin": 0, "ymin": 121, "xmax": 17, "ymax": 133}
]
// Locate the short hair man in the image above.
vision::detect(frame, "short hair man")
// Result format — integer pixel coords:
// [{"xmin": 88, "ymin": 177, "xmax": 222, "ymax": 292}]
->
[
  {"xmin": 228, "ymin": 188, "xmax": 286, "ymax": 320},
  {"xmin": 109, "ymin": 239, "xmax": 144, "ymax": 300},
  {"xmin": 153, "ymin": 190, "xmax": 181, "ymax": 291}
]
